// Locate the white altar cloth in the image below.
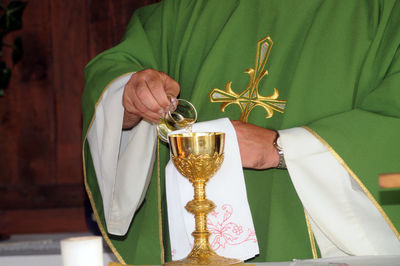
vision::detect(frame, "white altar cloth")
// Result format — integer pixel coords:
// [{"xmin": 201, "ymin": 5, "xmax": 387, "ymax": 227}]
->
[{"xmin": 1, "ymin": 254, "xmax": 399, "ymax": 266}]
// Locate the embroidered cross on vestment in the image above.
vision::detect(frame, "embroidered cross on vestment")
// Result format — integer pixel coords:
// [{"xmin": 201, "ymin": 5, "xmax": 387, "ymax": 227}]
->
[{"xmin": 209, "ymin": 36, "xmax": 287, "ymax": 122}]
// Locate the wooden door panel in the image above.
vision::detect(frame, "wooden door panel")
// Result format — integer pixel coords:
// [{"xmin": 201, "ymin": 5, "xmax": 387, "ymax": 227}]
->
[{"xmin": 0, "ymin": 0, "xmax": 159, "ymax": 234}]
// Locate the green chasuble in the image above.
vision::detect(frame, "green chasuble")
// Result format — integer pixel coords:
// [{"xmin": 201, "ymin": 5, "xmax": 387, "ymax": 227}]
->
[{"xmin": 83, "ymin": 0, "xmax": 400, "ymax": 264}]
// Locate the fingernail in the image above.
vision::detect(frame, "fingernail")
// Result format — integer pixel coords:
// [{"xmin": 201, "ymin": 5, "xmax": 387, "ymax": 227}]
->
[{"xmin": 170, "ymin": 97, "xmax": 178, "ymax": 105}]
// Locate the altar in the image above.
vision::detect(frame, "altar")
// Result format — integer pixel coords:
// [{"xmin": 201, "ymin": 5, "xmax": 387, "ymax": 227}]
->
[
  {"xmin": 0, "ymin": 233, "xmax": 399, "ymax": 266},
  {"xmin": 1, "ymin": 254, "xmax": 399, "ymax": 266}
]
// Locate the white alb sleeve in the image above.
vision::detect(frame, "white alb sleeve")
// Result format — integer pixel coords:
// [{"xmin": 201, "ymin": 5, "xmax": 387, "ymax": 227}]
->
[
  {"xmin": 87, "ymin": 73, "xmax": 157, "ymax": 235},
  {"xmin": 279, "ymin": 127, "xmax": 400, "ymax": 257}
]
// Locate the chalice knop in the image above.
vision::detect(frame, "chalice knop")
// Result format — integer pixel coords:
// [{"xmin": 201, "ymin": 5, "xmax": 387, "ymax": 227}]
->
[{"xmin": 165, "ymin": 132, "xmax": 243, "ymax": 266}]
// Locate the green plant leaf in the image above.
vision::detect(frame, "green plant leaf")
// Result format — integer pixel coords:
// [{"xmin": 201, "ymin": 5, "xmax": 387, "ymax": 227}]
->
[
  {"xmin": 0, "ymin": 1, "xmax": 27, "ymax": 34},
  {"xmin": 12, "ymin": 36, "xmax": 22, "ymax": 63},
  {"xmin": 0, "ymin": 61, "xmax": 11, "ymax": 89}
]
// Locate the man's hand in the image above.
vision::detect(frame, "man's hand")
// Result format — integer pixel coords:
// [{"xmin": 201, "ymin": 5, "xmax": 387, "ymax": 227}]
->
[
  {"xmin": 231, "ymin": 120, "xmax": 280, "ymax": 169},
  {"xmin": 122, "ymin": 69, "xmax": 180, "ymax": 129}
]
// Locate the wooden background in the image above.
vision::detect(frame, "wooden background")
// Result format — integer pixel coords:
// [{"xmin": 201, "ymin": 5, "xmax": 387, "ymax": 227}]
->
[{"xmin": 0, "ymin": 0, "xmax": 158, "ymax": 234}]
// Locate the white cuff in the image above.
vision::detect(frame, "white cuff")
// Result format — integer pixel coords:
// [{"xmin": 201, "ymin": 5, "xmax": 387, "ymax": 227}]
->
[
  {"xmin": 87, "ymin": 73, "xmax": 157, "ymax": 235},
  {"xmin": 279, "ymin": 127, "xmax": 400, "ymax": 256}
]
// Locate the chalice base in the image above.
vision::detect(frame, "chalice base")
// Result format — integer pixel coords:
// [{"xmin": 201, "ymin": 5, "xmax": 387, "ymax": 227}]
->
[{"xmin": 163, "ymin": 254, "xmax": 244, "ymax": 266}]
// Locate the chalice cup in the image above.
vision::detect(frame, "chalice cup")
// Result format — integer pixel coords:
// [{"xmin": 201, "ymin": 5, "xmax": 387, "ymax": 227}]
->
[{"xmin": 166, "ymin": 132, "xmax": 243, "ymax": 266}]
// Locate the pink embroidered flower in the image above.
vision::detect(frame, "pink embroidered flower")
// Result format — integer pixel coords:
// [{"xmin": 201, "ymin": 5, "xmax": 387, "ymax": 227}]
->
[
  {"xmin": 232, "ymin": 224, "xmax": 243, "ymax": 235},
  {"xmin": 207, "ymin": 204, "xmax": 257, "ymax": 251}
]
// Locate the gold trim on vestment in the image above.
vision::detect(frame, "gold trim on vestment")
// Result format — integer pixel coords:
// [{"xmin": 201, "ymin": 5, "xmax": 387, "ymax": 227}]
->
[
  {"xmin": 82, "ymin": 72, "xmax": 134, "ymax": 265},
  {"xmin": 304, "ymin": 210, "xmax": 318, "ymax": 259},
  {"xmin": 304, "ymin": 126, "xmax": 400, "ymax": 240}
]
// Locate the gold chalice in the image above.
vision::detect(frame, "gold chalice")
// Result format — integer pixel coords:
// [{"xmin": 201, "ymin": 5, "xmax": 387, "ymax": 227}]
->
[{"xmin": 165, "ymin": 132, "xmax": 243, "ymax": 266}]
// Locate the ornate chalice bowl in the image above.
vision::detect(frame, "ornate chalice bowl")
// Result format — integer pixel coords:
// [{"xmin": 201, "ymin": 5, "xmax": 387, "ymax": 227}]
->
[{"xmin": 165, "ymin": 132, "xmax": 243, "ymax": 266}]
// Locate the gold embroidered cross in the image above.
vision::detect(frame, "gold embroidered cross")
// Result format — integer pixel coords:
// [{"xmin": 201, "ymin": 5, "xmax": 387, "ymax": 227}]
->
[{"xmin": 209, "ymin": 36, "xmax": 287, "ymax": 122}]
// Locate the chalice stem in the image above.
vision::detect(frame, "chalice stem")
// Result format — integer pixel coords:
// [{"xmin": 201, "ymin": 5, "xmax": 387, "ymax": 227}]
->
[
  {"xmin": 187, "ymin": 180, "xmax": 217, "ymax": 257},
  {"xmin": 194, "ymin": 180, "xmax": 206, "ymax": 201}
]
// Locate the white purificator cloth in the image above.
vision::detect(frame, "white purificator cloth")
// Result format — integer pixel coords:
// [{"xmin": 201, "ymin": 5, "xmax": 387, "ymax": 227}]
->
[{"xmin": 165, "ymin": 118, "xmax": 259, "ymax": 261}]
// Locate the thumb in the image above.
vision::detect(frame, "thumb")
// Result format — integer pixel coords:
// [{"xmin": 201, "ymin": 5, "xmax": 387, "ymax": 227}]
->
[{"xmin": 159, "ymin": 71, "xmax": 180, "ymax": 98}]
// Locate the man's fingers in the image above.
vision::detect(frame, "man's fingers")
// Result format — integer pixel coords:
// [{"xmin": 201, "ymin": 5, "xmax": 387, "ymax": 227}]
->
[
  {"xmin": 129, "ymin": 96, "xmax": 161, "ymax": 123},
  {"xmin": 160, "ymin": 71, "xmax": 180, "ymax": 100},
  {"xmin": 122, "ymin": 69, "xmax": 181, "ymax": 127},
  {"xmin": 124, "ymin": 96, "xmax": 161, "ymax": 123},
  {"xmin": 134, "ymin": 79, "xmax": 165, "ymax": 113},
  {"xmin": 142, "ymin": 70, "xmax": 171, "ymax": 110},
  {"xmin": 123, "ymin": 80, "xmax": 161, "ymax": 123}
]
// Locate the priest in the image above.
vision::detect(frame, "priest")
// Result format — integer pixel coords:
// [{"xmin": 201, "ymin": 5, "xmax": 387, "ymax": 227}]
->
[{"xmin": 82, "ymin": 0, "xmax": 400, "ymax": 265}]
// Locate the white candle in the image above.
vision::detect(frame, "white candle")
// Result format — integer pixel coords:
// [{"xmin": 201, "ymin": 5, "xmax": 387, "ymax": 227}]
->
[{"xmin": 61, "ymin": 236, "xmax": 104, "ymax": 266}]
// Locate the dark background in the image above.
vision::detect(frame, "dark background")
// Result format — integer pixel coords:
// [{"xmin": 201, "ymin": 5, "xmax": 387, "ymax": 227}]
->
[{"xmin": 0, "ymin": 0, "xmax": 159, "ymax": 234}]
